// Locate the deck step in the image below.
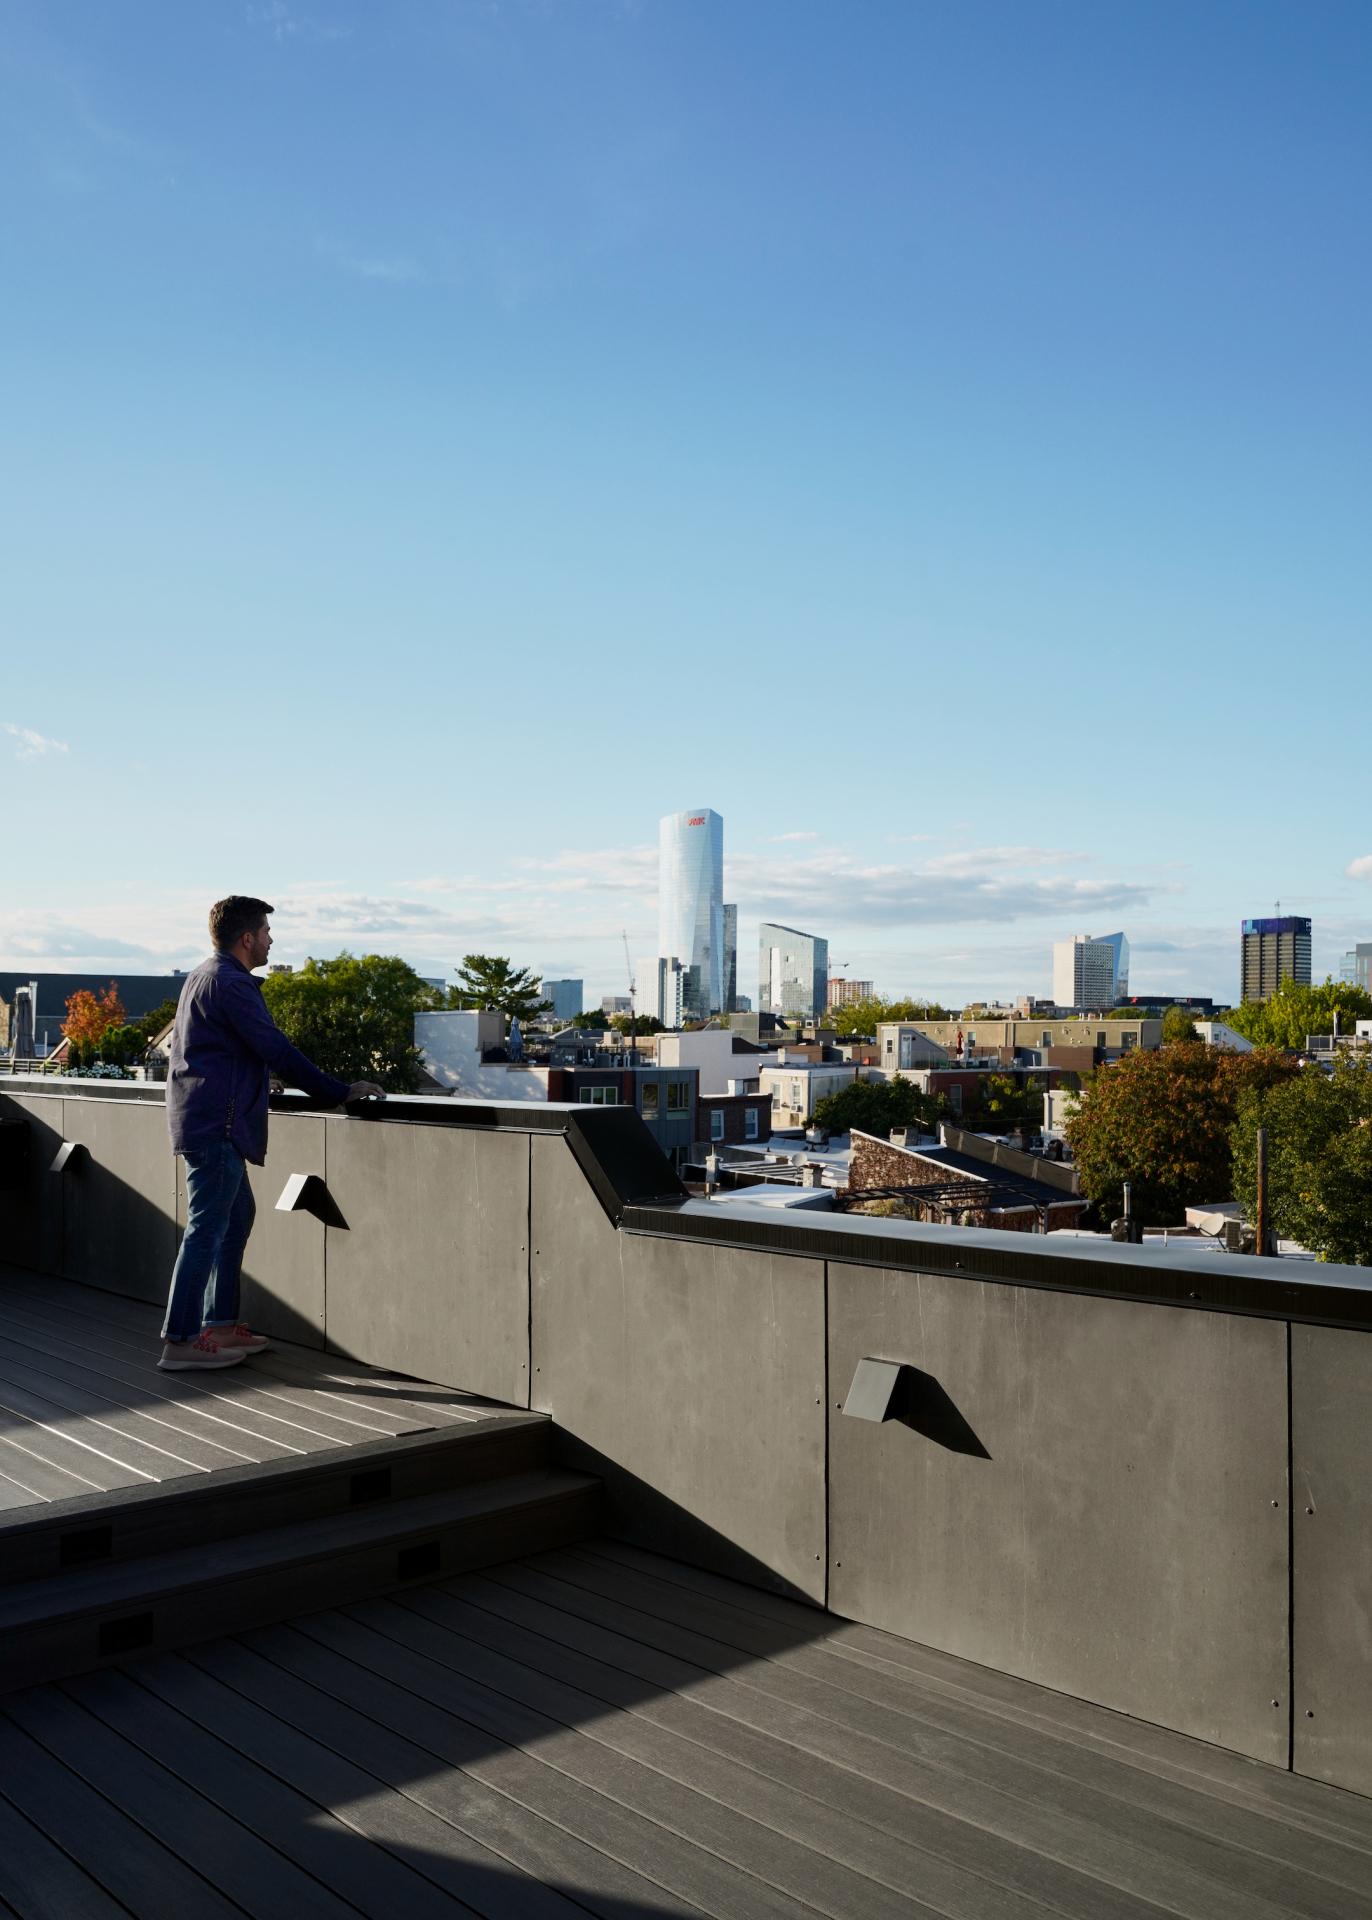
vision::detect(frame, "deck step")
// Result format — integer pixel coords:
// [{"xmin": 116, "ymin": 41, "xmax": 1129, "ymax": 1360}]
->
[
  {"xmin": 0, "ymin": 1414, "xmax": 553, "ymax": 1588},
  {"xmin": 0, "ymin": 1468, "xmax": 600, "ymax": 1693}
]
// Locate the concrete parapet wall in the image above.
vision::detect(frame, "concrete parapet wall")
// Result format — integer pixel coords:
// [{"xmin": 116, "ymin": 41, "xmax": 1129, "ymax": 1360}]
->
[{"xmin": 2, "ymin": 1079, "xmax": 1371, "ymax": 1791}]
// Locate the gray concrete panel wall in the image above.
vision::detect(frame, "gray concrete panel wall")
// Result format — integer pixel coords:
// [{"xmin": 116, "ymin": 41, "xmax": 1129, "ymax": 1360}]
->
[
  {"xmin": 0, "ymin": 1091, "xmax": 65, "ymax": 1276},
  {"xmin": 173, "ymin": 1112, "xmax": 328, "ymax": 1348},
  {"xmin": 60, "ymin": 1096, "xmax": 178, "ymax": 1303},
  {"xmin": 323, "ymin": 1119, "xmax": 531, "ymax": 1407},
  {"xmin": 1292, "ymin": 1324, "xmax": 1372, "ymax": 1796},
  {"xmin": 531, "ymin": 1135, "xmax": 825, "ymax": 1600},
  {"xmin": 827, "ymin": 1260, "xmax": 1289, "ymax": 1763}
]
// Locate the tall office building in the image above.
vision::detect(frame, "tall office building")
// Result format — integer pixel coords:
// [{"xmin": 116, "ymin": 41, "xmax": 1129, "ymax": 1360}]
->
[
  {"xmin": 759, "ymin": 922, "xmax": 829, "ymax": 1019},
  {"xmin": 1051, "ymin": 933, "xmax": 1129, "ymax": 1010},
  {"xmin": 1241, "ymin": 916, "xmax": 1312, "ymax": 1004},
  {"xmin": 539, "ymin": 978, "xmax": 583, "ymax": 1023},
  {"xmin": 658, "ymin": 809, "xmax": 725, "ymax": 1020},
  {"xmin": 634, "ymin": 955, "xmax": 686, "ymax": 1030},
  {"xmin": 723, "ymin": 905, "xmax": 738, "ymax": 1014},
  {"xmin": 1340, "ymin": 943, "xmax": 1372, "ymax": 992}
]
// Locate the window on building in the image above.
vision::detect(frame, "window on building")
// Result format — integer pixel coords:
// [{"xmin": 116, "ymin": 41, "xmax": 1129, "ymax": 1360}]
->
[
  {"xmin": 1097, "ymin": 1031, "xmax": 1106, "ymax": 1048},
  {"xmin": 710, "ymin": 1110, "xmax": 725, "ymax": 1141},
  {"xmin": 667, "ymin": 1082, "xmax": 689, "ymax": 1111},
  {"xmin": 949, "ymin": 1085, "xmax": 963, "ymax": 1113},
  {"xmin": 641, "ymin": 1082, "xmax": 659, "ymax": 1113},
  {"xmin": 744, "ymin": 1108, "xmax": 760, "ymax": 1140},
  {"xmin": 1121, "ymin": 1032, "xmax": 1136, "ymax": 1051},
  {"xmin": 884, "ymin": 1036, "xmax": 894, "ymax": 1054},
  {"xmin": 1041, "ymin": 1031, "xmax": 1052, "ymax": 1047},
  {"xmin": 578, "ymin": 1086, "xmax": 618, "ymax": 1105}
]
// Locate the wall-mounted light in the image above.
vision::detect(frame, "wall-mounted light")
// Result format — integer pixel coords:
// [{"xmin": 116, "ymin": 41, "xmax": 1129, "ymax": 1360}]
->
[
  {"xmin": 275, "ymin": 1171, "xmax": 348, "ymax": 1229},
  {"xmin": 49, "ymin": 1141, "xmax": 88, "ymax": 1175}
]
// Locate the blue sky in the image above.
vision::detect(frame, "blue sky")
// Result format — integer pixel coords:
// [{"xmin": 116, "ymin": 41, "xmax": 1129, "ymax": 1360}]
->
[{"xmin": 2, "ymin": 0, "xmax": 1368, "ymax": 1006}]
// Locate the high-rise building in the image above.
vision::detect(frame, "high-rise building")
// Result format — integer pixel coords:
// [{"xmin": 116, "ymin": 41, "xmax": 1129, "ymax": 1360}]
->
[
  {"xmin": 539, "ymin": 978, "xmax": 583, "ymax": 1023},
  {"xmin": 723, "ymin": 904, "xmax": 738, "ymax": 1014},
  {"xmin": 658, "ymin": 809, "xmax": 724, "ymax": 1020},
  {"xmin": 634, "ymin": 955, "xmax": 686, "ymax": 1029},
  {"xmin": 1242, "ymin": 916, "xmax": 1312, "ymax": 1003},
  {"xmin": 1051, "ymin": 933, "xmax": 1129, "ymax": 1010},
  {"xmin": 1340, "ymin": 943, "xmax": 1372, "ymax": 992},
  {"xmin": 759, "ymin": 922, "xmax": 829, "ymax": 1019},
  {"xmin": 827, "ymin": 977, "xmax": 875, "ymax": 1009}
]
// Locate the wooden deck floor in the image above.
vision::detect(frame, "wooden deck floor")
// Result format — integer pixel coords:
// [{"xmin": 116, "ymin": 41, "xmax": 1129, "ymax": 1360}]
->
[
  {"xmin": 0, "ymin": 1266, "xmax": 525, "ymax": 1512},
  {"xmin": 3, "ymin": 1535, "xmax": 1372, "ymax": 1919}
]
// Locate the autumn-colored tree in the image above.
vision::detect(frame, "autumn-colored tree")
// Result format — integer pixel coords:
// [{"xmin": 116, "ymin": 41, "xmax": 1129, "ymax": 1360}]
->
[
  {"xmin": 1065, "ymin": 1041, "xmax": 1295, "ymax": 1225},
  {"xmin": 62, "ymin": 984, "xmax": 127, "ymax": 1050}
]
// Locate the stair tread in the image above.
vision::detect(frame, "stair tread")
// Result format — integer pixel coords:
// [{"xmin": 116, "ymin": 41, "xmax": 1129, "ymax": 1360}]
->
[{"xmin": 0, "ymin": 1468, "xmax": 599, "ymax": 1628}]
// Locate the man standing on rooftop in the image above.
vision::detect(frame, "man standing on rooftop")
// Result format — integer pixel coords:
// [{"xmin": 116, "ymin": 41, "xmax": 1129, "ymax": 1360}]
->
[{"xmin": 160, "ymin": 895, "xmax": 385, "ymax": 1370}]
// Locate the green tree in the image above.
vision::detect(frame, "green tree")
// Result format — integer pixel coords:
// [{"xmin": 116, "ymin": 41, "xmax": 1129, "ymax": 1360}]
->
[
  {"xmin": 828, "ymin": 995, "xmax": 950, "ymax": 1038},
  {"xmin": 1161, "ymin": 1005, "xmax": 1198, "ymax": 1045},
  {"xmin": 130, "ymin": 999, "xmax": 180, "ymax": 1045},
  {"xmin": 447, "ymin": 955, "xmax": 551, "ymax": 1022},
  {"xmin": 1065, "ymin": 1041, "xmax": 1295, "ymax": 1225},
  {"xmin": 263, "ymin": 952, "xmax": 443, "ymax": 1092},
  {"xmin": 962, "ymin": 1072, "xmax": 1043, "ymax": 1133},
  {"xmin": 611, "ymin": 1013, "xmax": 664, "ymax": 1036},
  {"xmin": 811, "ymin": 1073, "xmax": 942, "ymax": 1138},
  {"xmin": 570, "ymin": 1009, "xmax": 610, "ymax": 1030},
  {"xmin": 1224, "ymin": 978, "xmax": 1372, "ymax": 1051},
  {"xmin": 1231, "ymin": 1057, "xmax": 1372, "ymax": 1265},
  {"xmin": 95, "ymin": 1023, "xmax": 146, "ymax": 1066}
]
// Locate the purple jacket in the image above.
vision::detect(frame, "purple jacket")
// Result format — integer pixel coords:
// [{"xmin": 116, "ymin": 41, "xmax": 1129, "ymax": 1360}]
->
[{"xmin": 167, "ymin": 952, "xmax": 351, "ymax": 1164}]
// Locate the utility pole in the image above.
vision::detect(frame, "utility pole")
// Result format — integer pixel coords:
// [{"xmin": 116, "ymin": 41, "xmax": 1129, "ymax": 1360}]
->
[
  {"xmin": 1255, "ymin": 1127, "xmax": 1271, "ymax": 1255},
  {"xmin": 621, "ymin": 932, "xmax": 638, "ymax": 1070}
]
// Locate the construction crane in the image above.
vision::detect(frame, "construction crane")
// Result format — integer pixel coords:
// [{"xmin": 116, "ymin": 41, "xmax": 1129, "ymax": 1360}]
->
[{"xmin": 621, "ymin": 931, "xmax": 639, "ymax": 1067}]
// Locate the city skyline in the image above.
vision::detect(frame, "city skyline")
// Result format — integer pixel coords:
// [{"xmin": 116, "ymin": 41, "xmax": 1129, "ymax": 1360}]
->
[{"xmin": 1, "ymin": 3, "xmax": 1369, "ymax": 1006}]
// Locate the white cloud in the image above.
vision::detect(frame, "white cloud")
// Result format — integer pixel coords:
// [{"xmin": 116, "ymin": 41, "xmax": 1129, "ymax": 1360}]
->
[
  {"xmin": 2, "ymin": 723, "xmax": 68, "ymax": 759},
  {"xmin": 1347, "ymin": 855, "xmax": 1372, "ymax": 883},
  {"xmin": 247, "ymin": 2, "xmax": 351, "ymax": 44},
  {"xmin": 769, "ymin": 831, "xmax": 819, "ymax": 843}
]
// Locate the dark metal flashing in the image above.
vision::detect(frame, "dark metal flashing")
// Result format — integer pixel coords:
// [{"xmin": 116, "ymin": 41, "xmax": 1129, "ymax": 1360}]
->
[
  {"xmin": 14, "ymin": 1076, "xmax": 1371, "ymax": 1328},
  {"xmin": 620, "ymin": 1199, "xmax": 1372, "ymax": 1332}
]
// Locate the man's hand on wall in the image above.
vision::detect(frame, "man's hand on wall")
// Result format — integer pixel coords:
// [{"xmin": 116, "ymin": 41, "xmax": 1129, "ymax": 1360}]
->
[{"xmin": 346, "ymin": 1082, "xmax": 387, "ymax": 1102}]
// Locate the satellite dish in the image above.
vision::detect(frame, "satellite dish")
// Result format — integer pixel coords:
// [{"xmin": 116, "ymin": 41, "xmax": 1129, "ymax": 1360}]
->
[{"xmin": 791, "ymin": 1153, "xmax": 806, "ymax": 1166}]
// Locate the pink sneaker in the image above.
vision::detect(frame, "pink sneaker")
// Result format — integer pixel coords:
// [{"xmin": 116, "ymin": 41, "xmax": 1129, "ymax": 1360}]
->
[
  {"xmin": 210, "ymin": 1322, "xmax": 272, "ymax": 1354},
  {"xmin": 159, "ymin": 1331, "xmax": 248, "ymax": 1371}
]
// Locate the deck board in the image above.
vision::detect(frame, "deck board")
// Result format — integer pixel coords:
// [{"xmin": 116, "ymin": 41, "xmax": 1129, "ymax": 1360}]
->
[
  {"xmin": 2, "ymin": 1538, "xmax": 1370, "ymax": 1920},
  {"xmin": 0, "ymin": 1267, "xmax": 523, "ymax": 1517}
]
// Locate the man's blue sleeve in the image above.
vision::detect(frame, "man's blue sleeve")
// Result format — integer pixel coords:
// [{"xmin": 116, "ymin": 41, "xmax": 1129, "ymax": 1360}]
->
[{"xmin": 219, "ymin": 974, "xmax": 353, "ymax": 1104}]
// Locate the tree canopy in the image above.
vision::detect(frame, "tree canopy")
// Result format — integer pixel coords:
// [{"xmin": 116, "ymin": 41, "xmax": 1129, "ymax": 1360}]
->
[
  {"xmin": 1224, "ymin": 979, "xmax": 1372, "ymax": 1051},
  {"xmin": 447, "ymin": 955, "xmax": 551, "ymax": 1022},
  {"xmin": 1161, "ymin": 1005, "xmax": 1199, "ymax": 1045},
  {"xmin": 1064, "ymin": 1041, "xmax": 1295, "ymax": 1225},
  {"xmin": 262, "ymin": 952, "xmax": 443, "ymax": 1092},
  {"xmin": 610, "ymin": 1013, "xmax": 664, "ymax": 1036},
  {"xmin": 62, "ymin": 984, "xmax": 126, "ymax": 1048},
  {"xmin": 827, "ymin": 995, "xmax": 950, "ymax": 1038},
  {"xmin": 811, "ymin": 1073, "xmax": 942, "ymax": 1138},
  {"xmin": 961, "ymin": 1072, "xmax": 1042, "ymax": 1133},
  {"xmin": 570, "ymin": 1009, "xmax": 610, "ymax": 1030},
  {"xmin": 1231, "ymin": 1057, "xmax": 1372, "ymax": 1265},
  {"xmin": 131, "ymin": 998, "xmax": 181, "ymax": 1044}
]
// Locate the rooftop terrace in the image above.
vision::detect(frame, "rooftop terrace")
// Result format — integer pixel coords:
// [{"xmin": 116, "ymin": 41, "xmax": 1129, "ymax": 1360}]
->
[{"xmin": 2, "ymin": 1076, "xmax": 1371, "ymax": 1916}]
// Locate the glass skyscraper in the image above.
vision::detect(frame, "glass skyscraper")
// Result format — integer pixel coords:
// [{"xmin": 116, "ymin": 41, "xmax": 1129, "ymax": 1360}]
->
[
  {"xmin": 658, "ymin": 809, "xmax": 724, "ymax": 1020},
  {"xmin": 758, "ymin": 922, "xmax": 829, "ymax": 1019}
]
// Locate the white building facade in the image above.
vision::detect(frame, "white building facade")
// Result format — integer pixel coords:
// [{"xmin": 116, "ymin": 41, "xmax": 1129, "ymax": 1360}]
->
[{"xmin": 1051, "ymin": 932, "xmax": 1129, "ymax": 1009}]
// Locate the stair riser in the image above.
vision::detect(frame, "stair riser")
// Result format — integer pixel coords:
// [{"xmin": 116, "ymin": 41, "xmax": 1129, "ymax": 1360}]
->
[
  {"xmin": 0, "ymin": 1422, "xmax": 551, "ymax": 1587},
  {"xmin": 0, "ymin": 1483, "xmax": 600, "ymax": 1694}
]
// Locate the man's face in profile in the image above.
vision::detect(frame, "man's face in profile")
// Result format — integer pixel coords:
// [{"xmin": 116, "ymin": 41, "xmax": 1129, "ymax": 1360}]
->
[{"xmin": 245, "ymin": 919, "xmax": 273, "ymax": 971}]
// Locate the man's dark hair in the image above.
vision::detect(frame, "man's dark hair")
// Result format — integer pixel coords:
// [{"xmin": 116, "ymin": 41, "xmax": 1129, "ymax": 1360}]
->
[{"xmin": 209, "ymin": 896, "xmax": 275, "ymax": 950}]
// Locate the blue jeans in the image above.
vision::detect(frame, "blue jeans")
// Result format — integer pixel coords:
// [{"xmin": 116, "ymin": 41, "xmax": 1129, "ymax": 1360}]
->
[{"xmin": 162, "ymin": 1141, "xmax": 257, "ymax": 1343}]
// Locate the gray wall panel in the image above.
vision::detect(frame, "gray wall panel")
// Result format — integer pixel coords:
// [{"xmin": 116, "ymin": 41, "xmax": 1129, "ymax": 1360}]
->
[
  {"xmin": 828, "ymin": 1261, "xmax": 1288, "ymax": 1763},
  {"xmin": 60, "ymin": 1098, "xmax": 178, "ymax": 1303},
  {"xmin": 322, "ymin": 1118, "xmax": 530, "ymax": 1406},
  {"xmin": 0, "ymin": 1091, "xmax": 65, "ymax": 1276},
  {"xmin": 1293, "ymin": 1324, "xmax": 1372, "ymax": 1795},
  {"xmin": 532, "ymin": 1136, "xmax": 825, "ymax": 1600},
  {"xmin": 172, "ymin": 1113, "xmax": 327, "ymax": 1347}
]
